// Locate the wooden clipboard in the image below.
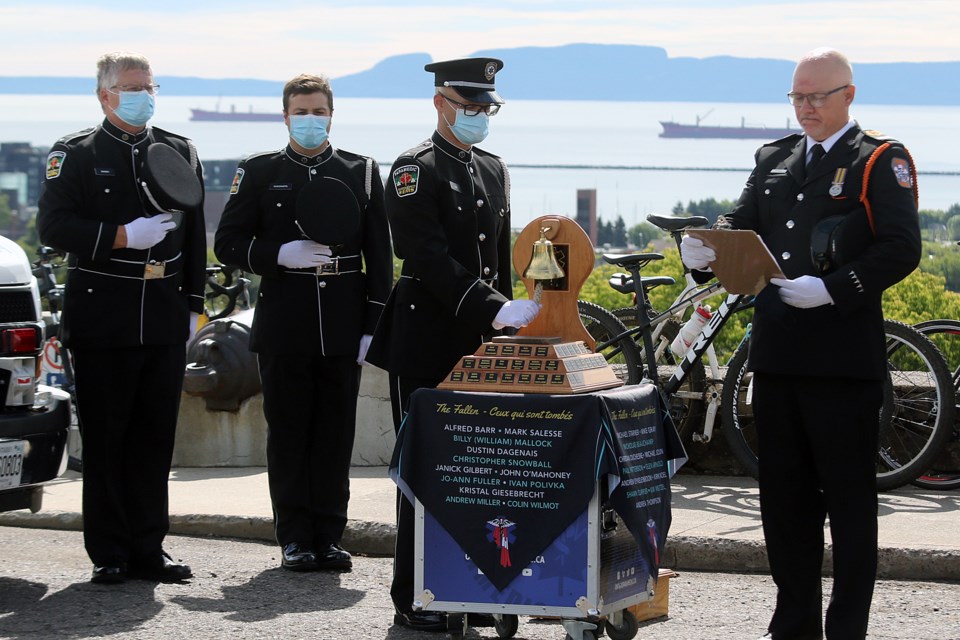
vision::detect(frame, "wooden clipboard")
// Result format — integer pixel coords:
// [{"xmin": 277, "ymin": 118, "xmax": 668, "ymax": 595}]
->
[{"xmin": 687, "ymin": 229, "xmax": 785, "ymax": 295}]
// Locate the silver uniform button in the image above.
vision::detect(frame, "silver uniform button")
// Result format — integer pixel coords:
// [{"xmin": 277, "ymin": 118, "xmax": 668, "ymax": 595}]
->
[
  {"xmin": 310, "ymin": 169, "xmax": 317, "ymax": 175},
  {"xmin": 457, "ymin": 206, "xmax": 462, "ymax": 211},
  {"xmin": 479, "ymin": 233, "xmax": 486, "ymax": 241},
  {"xmin": 409, "ymin": 304, "xmax": 415, "ymax": 310},
  {"xmin": 122, "ymin": 134, "xmax": 129, "ymax": 141},
  {"xmin": 781, "ymin": 251, "xmax": 791, "ymax": 260},
  {"xmin": 133, "ymin": 148, "xmax": 139, "ymax": 155},
  {"xmin": 764, "ymin": 188, "xmax": 771, "ymax": 195},
  {"xmin": 301, "ymin": 157, "xmax": 309, "ymax": 163},
  {"xmin": 104, "ymin": 188, "xmax": 110, "ymax": 193},
  {"xmin": 276, "ymin": 202, "xmax": 282, "ymax": 207},
  {"xmin": 477, "ymin": 199, "xmax": 484, "ymax": 207},
  {"xmin": 786, "ymin": 220, "xmax": 795, "ymax": 229},
  {"xmin": 318, "ymin": 281, "xmax": 327, "ymax": 288},
  {"xmin": 469, "ymin": 166, "xmax": 474, "ymax": 173},
  {"xmin": 797, "ymin": 193, "xmax": 804, "ymax": 201},
  {"xmin": 483, "ymin": 267, "xmax": 491, "ymax": 275}
]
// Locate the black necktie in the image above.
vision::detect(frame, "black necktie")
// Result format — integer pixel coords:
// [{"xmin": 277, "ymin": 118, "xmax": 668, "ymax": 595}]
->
[{"xmin": 807, "ymin": 143, "xmax": 826, "ymax": 172}]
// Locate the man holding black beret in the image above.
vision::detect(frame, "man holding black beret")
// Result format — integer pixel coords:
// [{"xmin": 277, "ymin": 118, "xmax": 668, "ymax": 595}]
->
[{"xmin": 215, "ymin": 73, "xmax": 392, "ymax": 573}]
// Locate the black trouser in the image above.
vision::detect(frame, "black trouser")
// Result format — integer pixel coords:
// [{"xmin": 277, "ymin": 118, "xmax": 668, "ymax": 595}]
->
[
  {"xmin": 754, "ymin": 373, "xmax": 882, "ymax": 640},
  {"xmin": 388, "ymin": 372, "xmax": 443, "ymax": 614},
  {"xmin": 258, "ymin": 352, "xmax": 360, "ymax": 548},
  {"xmin": 72, "ymin": 344, "xmax": 185, "ymax": 567}
]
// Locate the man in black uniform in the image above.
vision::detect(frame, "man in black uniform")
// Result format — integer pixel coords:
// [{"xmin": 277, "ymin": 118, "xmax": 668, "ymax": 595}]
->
[
  {"xmin": 366, "ymin": 57, "xmax": 540, "ymax": 631},
  {"xmin": 215, "ymin": 74, "xmax": 392, "ymax": 572},
  {"xmin": 37, "ymin": 52, "xmax": 205, "ymax": 584},
  {"xmin": 681, "ymin": 48, "xmax": 921, "ymax": 639}
]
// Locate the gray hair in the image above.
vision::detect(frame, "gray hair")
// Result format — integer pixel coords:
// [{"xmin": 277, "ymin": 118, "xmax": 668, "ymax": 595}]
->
[{"xmin": 96, "ymin": 52, "xmax": 152, "ymax": 93}]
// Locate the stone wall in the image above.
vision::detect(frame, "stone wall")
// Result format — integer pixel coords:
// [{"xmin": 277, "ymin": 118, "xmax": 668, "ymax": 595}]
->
[{"xmin": 172, "ymin": 366, "xmax": 396, "ymax": 467}]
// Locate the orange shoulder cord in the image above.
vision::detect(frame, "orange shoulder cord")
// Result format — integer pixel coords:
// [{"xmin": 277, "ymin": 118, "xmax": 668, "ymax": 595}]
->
[{"xmin": 859, "ymin": 142, "xmax": 919, "ymax": 236}]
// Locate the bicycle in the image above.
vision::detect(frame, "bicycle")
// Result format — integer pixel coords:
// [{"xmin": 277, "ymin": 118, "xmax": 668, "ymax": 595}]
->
[
  {"xmin": 577, "ymin": 214, "xmax": 758, "ymax": 474},
  {"xmin": 910, "ymin": 318, "xmax": 960, "ymax": 490},
  {"xmin": 33, "ymin": 247, "xmax": 83, "ymax": 472},
  {"xmin": 578, "ymin": 218, "xmax": 956, "ymax": 490},
  {"xmin": 202, "ymin": 264, "xmax": 252, "ymax": 322}
]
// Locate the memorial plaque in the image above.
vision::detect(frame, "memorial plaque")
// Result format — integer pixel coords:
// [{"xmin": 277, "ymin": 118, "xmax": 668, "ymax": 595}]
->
[{"xmin": 438, "ymin": 336, "xmax": 623, "ymax": 394}]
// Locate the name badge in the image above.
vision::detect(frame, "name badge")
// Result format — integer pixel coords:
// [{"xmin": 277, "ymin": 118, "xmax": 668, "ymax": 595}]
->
[
  {"xmin": 144, "ymin": 262, "xmax": 166, "ymax": 279},
  {"xmin": 269, "ymin": 183, "xmax": 293, "ymax": 191},
  {"xmin": 95, "ymin": 168, "xmax": 115, "ymax": 176}
]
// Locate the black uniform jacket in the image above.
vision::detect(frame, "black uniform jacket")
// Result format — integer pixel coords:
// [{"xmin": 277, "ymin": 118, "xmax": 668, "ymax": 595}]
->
[
  {"xmin": 37, "ymin": 119, "xmax": 207, "ymax": 350},
  {"xmin": 214, "ymin": 145, "xmax": 392, "ymax": 357},
  {"xmin": 725, "ymin": 124, "xmax": 921, "ymax": 380},
  {"xmin": 366, "ymin": 131, "xmax": 513, "ymax": 380}
]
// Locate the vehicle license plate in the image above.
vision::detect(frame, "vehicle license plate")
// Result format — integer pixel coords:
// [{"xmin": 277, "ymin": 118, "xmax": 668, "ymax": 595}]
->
[{"xmin": 0, "ymin": 440, "xmax": 25, "ymax": 489}]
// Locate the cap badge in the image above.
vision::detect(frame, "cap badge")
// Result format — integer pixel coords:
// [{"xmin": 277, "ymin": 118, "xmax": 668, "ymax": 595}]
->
[{"xmin": 484, "ymin": 61, "xmax": 497, "ymax": 81}]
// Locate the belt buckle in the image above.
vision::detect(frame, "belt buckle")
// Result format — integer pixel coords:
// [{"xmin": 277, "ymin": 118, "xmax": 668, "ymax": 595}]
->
[
  {"xmin": 144, "ymin": 261, "xmax": 166, "ymax": 279},
  {"xmin": 316, "ymin": 257, "xmax": 339, "ymax": 276}
]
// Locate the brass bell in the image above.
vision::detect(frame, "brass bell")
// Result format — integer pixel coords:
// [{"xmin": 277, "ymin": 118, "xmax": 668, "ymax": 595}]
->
[{"xmin": 523, "ymin": 226, "xmax": 565, "ymax": 281}]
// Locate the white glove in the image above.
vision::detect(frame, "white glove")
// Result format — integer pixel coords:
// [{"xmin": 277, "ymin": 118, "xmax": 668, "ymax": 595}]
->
[
  {"xmin": 124, "ymin": 214, "xmax": 176, "ymax": 250},
  {"xmin": 492, "ymin": 300, "xmax": 541, "ymax": 329},
  {"xmin": 357, "ymin": 334, "xmax": 373, "ymax": 365},
  {"xmin": 770, "ymin": 276, "xmax": 835, "ymax": 309},
  {"xmin": 277, "ymin": 240, "xmax": 333, "ymax": 268},
  {"xmin": 680, "ymin": 235, "xmax": 716, "ymax": 271}
]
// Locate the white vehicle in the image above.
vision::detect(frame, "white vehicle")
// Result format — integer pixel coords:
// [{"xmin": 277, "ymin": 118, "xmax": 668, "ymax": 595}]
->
[{"xmin": 0, "ymin": 235, "xmax": 70, "ymax": 513}]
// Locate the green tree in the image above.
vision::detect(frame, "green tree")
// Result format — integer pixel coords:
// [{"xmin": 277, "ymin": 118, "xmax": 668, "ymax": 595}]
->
[
  {"xmin": 671, "ymin": 198, "xmax": 738, "ymax": 226},
  {"xmin": 627, "ymin": 221, "xmax": 666, "ymax": 248}
]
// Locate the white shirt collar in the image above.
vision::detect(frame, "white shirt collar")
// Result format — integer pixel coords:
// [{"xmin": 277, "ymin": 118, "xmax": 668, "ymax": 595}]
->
[{"xmin": 806, "ymin": 119, "xmax": 856, "ymax": 161}]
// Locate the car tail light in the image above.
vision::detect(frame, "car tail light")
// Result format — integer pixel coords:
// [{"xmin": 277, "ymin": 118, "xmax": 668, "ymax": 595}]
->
[{"xmin": 1, "ymin": 327, "xmax": 41, "ymax": 355}]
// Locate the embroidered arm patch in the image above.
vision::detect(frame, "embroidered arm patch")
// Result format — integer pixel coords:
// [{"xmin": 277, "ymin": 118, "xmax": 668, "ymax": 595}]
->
[
  {"xmin": 393, "ymin": 165, "xmax": 419, "ymax": 197},
  {"xmin": 46, "ymin": 151, "xmax": 66, "ymax": 179},
  {"xmin": 891, "ymin": 157, "xmax": 912, "ymax": 189}
]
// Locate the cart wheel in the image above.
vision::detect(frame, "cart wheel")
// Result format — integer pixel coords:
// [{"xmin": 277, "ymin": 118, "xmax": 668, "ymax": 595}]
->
[
  {"xmin": 494, "ymin": 614, "xmax": 519, "ymax": 638},
  {"xmin": 448, "ymin": 613, "xmax": 465, "ymax": 640},
  {"xmin": 604, "ymin": 610, "xmax": 639, "ymax": 640}
]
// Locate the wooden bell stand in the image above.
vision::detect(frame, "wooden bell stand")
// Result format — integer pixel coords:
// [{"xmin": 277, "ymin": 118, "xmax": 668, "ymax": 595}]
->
[{"xmin": 512, "ymin": 215, "xmax": 596, "ymax": 349}]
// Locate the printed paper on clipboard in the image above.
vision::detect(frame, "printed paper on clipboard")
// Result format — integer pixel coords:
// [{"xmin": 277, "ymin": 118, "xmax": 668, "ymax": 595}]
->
[{"xmin": 687, "ymin": 229, "xmax": 785, "ymax": 295}]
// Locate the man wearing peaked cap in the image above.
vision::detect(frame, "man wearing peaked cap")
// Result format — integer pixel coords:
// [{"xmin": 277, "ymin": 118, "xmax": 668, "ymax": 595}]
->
[
  {"xmin": 366, "ymin": 57, "xmax": 540, "ymax": 631},
  {"xmin": 424, "ymin": 57, "xmax": 505, "ymax": 104}
]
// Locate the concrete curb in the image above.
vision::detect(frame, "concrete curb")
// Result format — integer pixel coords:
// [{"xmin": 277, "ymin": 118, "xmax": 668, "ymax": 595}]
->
[{"xmin": 3, "ymin": 511, "xmax": 958, "ymax": 581}]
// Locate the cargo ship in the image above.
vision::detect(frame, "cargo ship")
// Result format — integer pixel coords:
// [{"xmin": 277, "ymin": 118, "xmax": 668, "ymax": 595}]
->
[
  {"xmin": 189, "ymin": 105, "xmax": 281, "ymax": 122},
  {"xmin": 659, "ymin": 111, "xmax": 801, "ymax": 139}
]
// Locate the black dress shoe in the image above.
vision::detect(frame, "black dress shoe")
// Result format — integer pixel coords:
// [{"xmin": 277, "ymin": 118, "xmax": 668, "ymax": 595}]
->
[
  {"xmin": 128, "ymin": 552, "xmax": 192, "ymax": 582},
  {"xmin": 90, "ymin": 565, "xmax": 126, "ymax": 584},
  {"xmin": 281, "ymin": 542, "xmax": 318, "ymax": 571},
  {"xmin": 315, "ymin": 543, "xmax": 352, "ymax": 570},
  {"xmin": 393, "ymin": 611, "xmax": 447, "ymax": 631}
]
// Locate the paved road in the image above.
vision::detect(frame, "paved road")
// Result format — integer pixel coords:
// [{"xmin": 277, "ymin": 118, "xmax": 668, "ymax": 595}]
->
[{"xmin": 0, "ymin": 528, "xmax": 958, "ymax": 639}]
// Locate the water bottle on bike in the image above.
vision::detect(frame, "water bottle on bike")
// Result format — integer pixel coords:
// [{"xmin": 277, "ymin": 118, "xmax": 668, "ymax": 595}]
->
[{"xmin": 670, "ymin": 304, "xmax": 713, "ymax": 358}]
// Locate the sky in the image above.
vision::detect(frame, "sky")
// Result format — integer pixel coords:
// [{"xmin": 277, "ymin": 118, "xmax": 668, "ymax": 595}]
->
[{"xmin": 1, "ymin": 1, "xmax": 959, "ymax": 81}]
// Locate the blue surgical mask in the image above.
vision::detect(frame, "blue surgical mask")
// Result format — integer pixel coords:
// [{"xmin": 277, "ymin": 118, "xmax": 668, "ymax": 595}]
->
[
  {"xmin": 447, "ymin": 110, "xmax": 489, "ymax": 145},
  {"xmin": 289, "ymin": 115, "xmax": 330, "ymax": 150},
  {"xmin": 113, "ymin": 90, "xmax": 155, "ymax": 127}
]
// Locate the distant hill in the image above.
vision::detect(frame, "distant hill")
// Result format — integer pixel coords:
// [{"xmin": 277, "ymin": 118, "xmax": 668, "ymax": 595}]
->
[{"xmin": 1, "ymin": 44, "xmax": 956, "ymax": 105}]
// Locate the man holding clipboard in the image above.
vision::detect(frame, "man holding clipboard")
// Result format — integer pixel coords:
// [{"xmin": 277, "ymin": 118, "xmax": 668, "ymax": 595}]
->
[{"xmin": 681, "ymin": 48, "xmax": 920, "ymax": 640}]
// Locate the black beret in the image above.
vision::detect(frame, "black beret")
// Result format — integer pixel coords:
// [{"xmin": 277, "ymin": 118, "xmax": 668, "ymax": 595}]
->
[
  {"xmin": 140, "ymin": 143, "xmax": 202, "ymax": 227},
  {"xmin": 295, "ymin": 176, "xmax": 361, "ymax": 247},
  {"xmin": 424, "ymin": 57, "xmax": 504, "ymax": 104}
]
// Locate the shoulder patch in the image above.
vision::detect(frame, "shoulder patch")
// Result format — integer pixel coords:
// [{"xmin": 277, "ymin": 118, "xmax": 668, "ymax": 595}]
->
[
  {"xmin": 393, "ymin": 165, "xmax": 419, "ymax": 198},
  {"xmin": 46, "ymin": 151, "xmax": 66, "ymax": 179},
  {"xmin": 891, "ymin": 157, "xmax": 913, "ymax": 189},
  {"xmin": 229, "ymin": 167, "xmax": 245, "ymax": 195}
]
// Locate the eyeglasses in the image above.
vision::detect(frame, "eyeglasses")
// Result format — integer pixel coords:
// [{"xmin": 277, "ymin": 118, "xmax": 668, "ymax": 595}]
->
[
  {"xmin": 787, "ymin": 84, "xmax": 848, "ymax": 108},
  {"xmin": 441, "ymin": 95, "xmax": 500, "ymax": 116},
  {"xmin": 109, "ymin": 84, "xmax": 160, "ymax": 95}
]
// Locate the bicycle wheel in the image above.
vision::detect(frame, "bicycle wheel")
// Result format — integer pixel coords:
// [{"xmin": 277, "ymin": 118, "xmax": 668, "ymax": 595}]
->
[
  {"xmin": 613, "ymin": 306, "xmax": 707, "ymax": 440},
  {"xmin": 910, "ymin": 319, "xmax": 960, "ymax": 490},
  {"xmin": 877, "ymin": 320, "xmax": 955, "ymax": 491},
  {"xmin": 720, "ymin": 338, "xmax": 758, "ymax": 478},
  {"xmin": 577, "ymin": 300, "xmax": 642, "ymax": 385}
]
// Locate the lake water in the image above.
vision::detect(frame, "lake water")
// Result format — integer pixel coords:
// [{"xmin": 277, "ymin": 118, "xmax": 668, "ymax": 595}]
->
[{"xmin": 2, "ymin": 95, "xmax": 958, "ymax": 229}]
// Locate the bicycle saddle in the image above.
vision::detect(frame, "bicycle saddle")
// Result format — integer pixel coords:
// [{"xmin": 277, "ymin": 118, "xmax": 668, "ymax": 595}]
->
[{"xmin": 646, "ymin": 214, "xmax": 709, "ymax": 232}]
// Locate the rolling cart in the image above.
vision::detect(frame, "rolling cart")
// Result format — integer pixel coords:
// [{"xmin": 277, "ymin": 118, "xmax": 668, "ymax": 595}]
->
[{"xmin": 414, "ymin": 486, "xmax": 654, "ymax": 640}]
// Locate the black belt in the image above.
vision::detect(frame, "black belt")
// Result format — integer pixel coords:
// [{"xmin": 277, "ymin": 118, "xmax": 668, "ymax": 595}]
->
[
  {"xmin": 69, "ymin": 254, "xmax": 182, "ymax": 280},
  {"xmin": 285, "ymin": 255, "xmax": 363, "ymax": 276}
]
